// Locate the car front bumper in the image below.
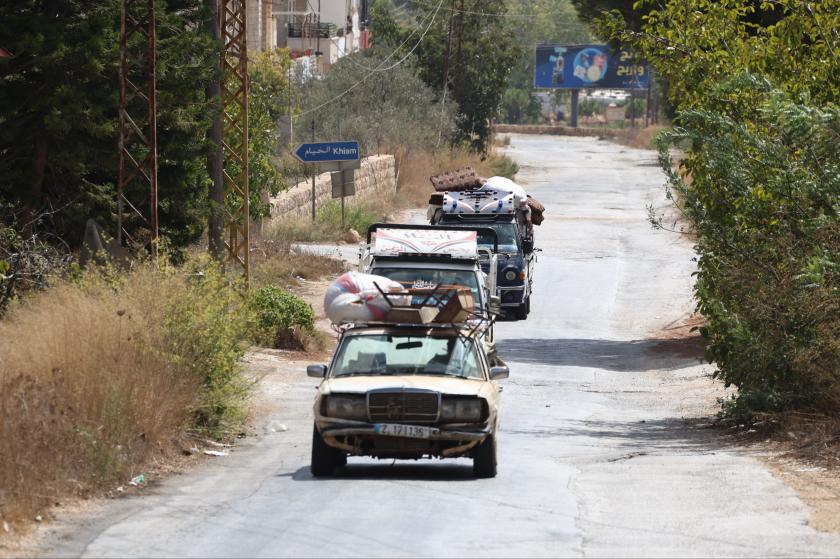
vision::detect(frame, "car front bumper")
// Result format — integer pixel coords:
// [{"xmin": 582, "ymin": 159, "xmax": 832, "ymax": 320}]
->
[{"xmin": 316, "ymin": 417, "xmax": 493, "ymax": 458}]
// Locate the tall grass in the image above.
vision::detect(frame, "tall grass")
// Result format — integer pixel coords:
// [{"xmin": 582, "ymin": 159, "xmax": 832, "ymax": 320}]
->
[
  {"xmin": 395, "ymin": 148, "xmax": 519, "ymax": 207},
  {"xmin": 0, "ymin": 258, "xmax": 252, "ymax": 523}
]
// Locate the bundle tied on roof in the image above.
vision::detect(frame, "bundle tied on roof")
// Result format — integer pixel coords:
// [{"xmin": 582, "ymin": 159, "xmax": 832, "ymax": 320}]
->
[
  {"xmin": 526, "ymin": 196, "xmax": 545, "ymax": 225},
  {"xmin": 429, "ymin": 167, "xmax": 486, "ymax": 192}
]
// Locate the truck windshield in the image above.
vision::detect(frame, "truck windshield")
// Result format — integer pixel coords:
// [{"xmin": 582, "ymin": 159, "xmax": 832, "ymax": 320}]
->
[
  {"xmin": 439, "ymin": 221, "xmax": 520, "ymax": 253},
  {"xmin": 331, "ymin": 333, "xmax": 482, "ymax": 378},
  {"xmin": 372, "ymin": 267, "xmax": 481, "ymax": 303},
  {"xmin": 478, "ymin": 224, "xmax": 519, "ymax": 253}
]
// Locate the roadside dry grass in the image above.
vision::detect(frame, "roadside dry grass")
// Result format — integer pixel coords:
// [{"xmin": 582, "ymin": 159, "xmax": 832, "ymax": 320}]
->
[
  {"xmin": 250, "ymin": 229, "xmax": 346, "ymax": 287},
  {"xmin": 0, "ymin": 268, "xmax": 205, "ymax": 526},
  {"xmin": 395, "ymin": 148, "xmax": 519, "ymax": 208},
  {"xmin": 609, "ymin": 125, "xmax": 668, "ymax": 150},
  {"xmin": 260, "ymin": 197, "xmax": 394, "ymax": 245}
]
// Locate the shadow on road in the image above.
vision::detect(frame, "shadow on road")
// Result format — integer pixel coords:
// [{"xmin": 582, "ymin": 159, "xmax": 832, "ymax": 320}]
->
[
  {"xmin": 497, "ymin": 337, "xmax": 704, "ymax": 372},
  {"xmin": 504, "ymin": 416, "xmax": 723, "ymax": 454},
  {"xmin": 283, "ymin": 463, "xmax": 477, "ymax": 482}
]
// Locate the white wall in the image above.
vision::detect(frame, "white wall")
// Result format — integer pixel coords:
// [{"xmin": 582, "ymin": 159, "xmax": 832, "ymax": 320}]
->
[
  {"xmin": 318, "ymin": 0, "xmax": 349, "ymax": 28},
  {"xmin": 246, "ymin": 0, "xmax": 262, "ymax": 52}
]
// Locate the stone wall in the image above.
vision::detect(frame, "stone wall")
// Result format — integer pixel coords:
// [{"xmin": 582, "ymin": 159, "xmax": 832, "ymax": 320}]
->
[{"xmin": 268, "ymin": 154, "xmax": 396, "ymax": 219}]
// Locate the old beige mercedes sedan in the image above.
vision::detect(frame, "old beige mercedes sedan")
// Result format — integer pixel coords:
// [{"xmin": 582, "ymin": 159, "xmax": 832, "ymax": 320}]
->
[{"xmin": 307, "ymin": 323, "xmax": 508, "ymax": 478}]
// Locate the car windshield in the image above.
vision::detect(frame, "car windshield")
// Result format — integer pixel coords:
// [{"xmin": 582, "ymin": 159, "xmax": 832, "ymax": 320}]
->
[
  {"xmin": 371, "ymin": 267, "xmax": 482, "ymax": 304},
  {"xmin": 331, "ymin": 333, "xmax": 483, "ymax": 379}
]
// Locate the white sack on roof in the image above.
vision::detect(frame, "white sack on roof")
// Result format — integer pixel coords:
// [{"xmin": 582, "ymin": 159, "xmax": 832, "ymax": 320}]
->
[
  {"xmin": 481, "ymin": 176, "xmax": 527, "ymax": 199},
  {"xmin": 324, "ymin": 271, "xmax": 408, "ymax": 324}
]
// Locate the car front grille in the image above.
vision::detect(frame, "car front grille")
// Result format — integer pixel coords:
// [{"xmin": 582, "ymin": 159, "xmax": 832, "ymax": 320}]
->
[{"xmin": 368, "ymin": 391, "xmax": 440, "ymax": 423}]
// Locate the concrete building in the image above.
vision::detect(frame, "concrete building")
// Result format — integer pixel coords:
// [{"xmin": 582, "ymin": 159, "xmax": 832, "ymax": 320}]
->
[{"xmin": 245, "ymin": 0, "xmax": 370, "ymax": 73}]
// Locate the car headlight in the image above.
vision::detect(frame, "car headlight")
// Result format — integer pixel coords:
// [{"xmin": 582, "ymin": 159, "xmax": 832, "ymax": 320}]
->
[
  {"xmin": 324, "ymin": 395, "xmax": 367, "ymax": 421},
  {"xmin": 440, "ymin": 398, "xmax": 485, "ymax": 422},
  {"xmin": 504, "ymin": 269, "xmax": 518, "ymax": 281}
]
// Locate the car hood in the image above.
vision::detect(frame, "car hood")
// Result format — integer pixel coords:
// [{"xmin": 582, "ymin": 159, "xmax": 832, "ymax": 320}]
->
[{"xmin": 321, "ymin": 375, "xmax": 492, "ymax": 398}]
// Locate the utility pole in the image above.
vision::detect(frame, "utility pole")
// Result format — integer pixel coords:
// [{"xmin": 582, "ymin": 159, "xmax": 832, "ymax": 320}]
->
[
  {"xmin": 311, "ymin": 119, "xmax": 316, "ymax": 222},
  {"xmin": 570, "ymin": 89, "xmax": 579, "ymax": 128},
  {"xmin": 452, "ymin": 0, "xmax": 465, "ymax": 100},
  {"xmin": 117, "ymin": 0, "xmax": 158, "ymax": 254},
  {"xmin": 220, "ymin": 0, "xmax": 250, "ymax": 285},
  {"xmin": 441, "ymin": 0, "xmax": 455, "ymax": 92},
  {"xmin": 206, "ymin": 0, "xmax": 224, "ymax": 260}
]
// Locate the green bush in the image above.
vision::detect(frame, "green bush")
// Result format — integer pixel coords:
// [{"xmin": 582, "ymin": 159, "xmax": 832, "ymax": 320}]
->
[
  {"xmin": 623, "ymin": 98, "xmax": 646, "ymax": 119},
  {"xmin": 249, "ymin": 285, "xmax": 315, "ymax": 350},
  {"xmin": 316, "ymin": 200, "xmax": 381, "ymax": 235},
  {"xmin": 152, "ymin": 259, "xmax": 254, "ymax": 432},
  {"xmin": 489, "ymin": 154, "xmax": 519, "ymax": 180},
  {"xmin": 654, "ymin": 77, "xmax": 839, "ymax": 418},
  {"xmin": 578, "ymin": 98, "xmax": 602, "ymax": 117}
]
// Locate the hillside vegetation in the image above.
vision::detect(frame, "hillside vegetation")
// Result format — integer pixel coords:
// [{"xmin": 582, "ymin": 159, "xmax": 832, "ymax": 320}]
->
[{"xmin": 587, "ymin": 0, "xmax": 839, "ymax": 422}]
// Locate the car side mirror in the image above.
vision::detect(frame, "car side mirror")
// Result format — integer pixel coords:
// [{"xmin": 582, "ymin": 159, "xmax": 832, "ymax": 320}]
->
[
  {"xmin": 489, "ymin": 366, "xmax": 509, "ymax": 380},
  {"xmin": 522, "ymin": 239, "xmax": 534, "ymax": 253},
  {"xmin": 307, "ymin": 364, "xmax": 327, "ymax": 378}
]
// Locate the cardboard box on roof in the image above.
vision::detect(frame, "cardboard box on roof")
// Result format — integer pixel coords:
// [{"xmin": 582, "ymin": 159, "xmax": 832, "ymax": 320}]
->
[
  {"xmin": 434, "ymin": 288, "xmax": 475, "ymax": 323},
  {"xmin": 385, "ymin": 306, "xmax": 440, "ymax": 324}
]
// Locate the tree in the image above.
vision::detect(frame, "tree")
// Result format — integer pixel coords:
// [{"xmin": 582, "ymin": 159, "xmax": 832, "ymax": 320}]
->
[
  {"xmin": 0, "ymin": 0, "xmax": 218, "ymax": 248},
  {"xmin": 372, "ymin": 0, "xmax": 522, "ymax": 152},
  {"xmin": 594, "ymin": 0, "xmax": 840, "ymax": 417},
  {"xmin": 505, "ymin": 0, "xmax": 592, "ymax": 91},
  {"xmin": 595, "ymin": 0, "xmax": 840, "ymax": 110},
  {"xmin": 502, "ymin": 88, "xmax": 542, "ymax": 124},
  {"xmin": 247, "ymin": 50, "xmax": 291, "ymax": 219},
  {"xmin": 300, "ymin": 48, "xmax": 458, "ymax": 156},
  {"xmin": 500, "ymin": 0, "xmax": 591, "ymax": 124},
  {"xmin": 570, "ymin": 0, "xmax": 650, "ymax": 38}
]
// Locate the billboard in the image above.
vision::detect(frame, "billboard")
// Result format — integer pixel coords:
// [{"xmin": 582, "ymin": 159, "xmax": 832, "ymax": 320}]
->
[{"xmin": 534, "ymin": 44, "xmax": 649, "ymax": 90}]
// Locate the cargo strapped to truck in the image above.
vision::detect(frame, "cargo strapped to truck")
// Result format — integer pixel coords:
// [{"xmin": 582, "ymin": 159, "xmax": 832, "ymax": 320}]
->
[{"xmin": 335, "ymin": 282, "xmax": 495, "ymax": 342}]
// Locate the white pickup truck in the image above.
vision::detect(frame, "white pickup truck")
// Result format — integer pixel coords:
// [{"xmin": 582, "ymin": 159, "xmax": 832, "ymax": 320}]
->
[
  {"xmin": 360, "ymin": 224, "xmax": 499, "ymax": 315},
  {"xmin": 359, "ymin": 224, "xmax": 502, "ymax": 362}
]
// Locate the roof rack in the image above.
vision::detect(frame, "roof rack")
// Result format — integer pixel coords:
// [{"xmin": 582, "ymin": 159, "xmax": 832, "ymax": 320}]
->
[
  {"xmin": 333, "ymin": 282, "xmax": 496, "ymax": 342},
  {"xmin": 335, "ymin": 316, "xmax": 496, "ymax": 343}
]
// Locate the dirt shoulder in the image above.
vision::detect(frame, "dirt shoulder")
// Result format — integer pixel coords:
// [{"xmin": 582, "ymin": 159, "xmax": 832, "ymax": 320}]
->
[{"xmin": 644, "ymin": 314, "xmax": 840, "ymax": 536}]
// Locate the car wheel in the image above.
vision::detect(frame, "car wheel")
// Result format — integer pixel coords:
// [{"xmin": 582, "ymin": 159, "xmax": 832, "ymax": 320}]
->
[
  {"xmin": 515, "ymin": 300, "xmax": 528, "ymax": 320},
  {"xmin": 311, "ymin": 425, "xmax": 342, "ymax": 477},
  {"xmin": 473, "ymin": 434, "xmax": 497, "ymax": 478}
]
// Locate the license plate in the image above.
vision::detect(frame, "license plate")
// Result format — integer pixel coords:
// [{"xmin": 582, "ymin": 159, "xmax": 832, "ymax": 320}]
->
[{"xmin": 374, "ymin": 423, "xmax": 438, "ymax": 439}]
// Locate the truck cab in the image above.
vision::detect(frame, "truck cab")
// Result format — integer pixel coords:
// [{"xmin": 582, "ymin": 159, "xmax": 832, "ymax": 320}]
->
[
  {"xmin": 360, "ymin": 224, "xmax": 500, "ymax": 319},
  {"xmin": 434, "ymin": 214, "xmax": 535, "ymax": 320}
]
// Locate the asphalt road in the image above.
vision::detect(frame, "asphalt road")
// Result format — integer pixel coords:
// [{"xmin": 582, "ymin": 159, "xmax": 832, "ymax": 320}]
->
[{"xmin": 44, "ymin": 135, "xmax": 840, "ymax": 557}]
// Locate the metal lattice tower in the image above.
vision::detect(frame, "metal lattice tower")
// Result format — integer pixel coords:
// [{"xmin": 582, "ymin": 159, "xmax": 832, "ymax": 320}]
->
[
  {"xmin": 117, "ymin": 0, "xmax": 159, "ymax": 253},
  {"xmin": 220, "ymin": 0, "xmax": 250, "ymax": 284}
]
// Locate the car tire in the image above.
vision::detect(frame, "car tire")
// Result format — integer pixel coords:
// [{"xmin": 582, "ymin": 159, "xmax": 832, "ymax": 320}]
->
[
  {"xmin": 473, "ymin": 434, "xmax": 497, "ymax": 478},
  {"xmin": 311, "ymin": 425, "xmax": 342, "ymax": 477}
]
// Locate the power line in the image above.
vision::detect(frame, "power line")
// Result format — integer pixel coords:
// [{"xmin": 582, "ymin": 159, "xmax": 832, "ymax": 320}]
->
[
  {"xmin": 293, "ymin": 0, "xmax": 446, "ymax": 120},
  {"xmin": 332, "ymin": 5, "xmax": 438, "ymax": 72},
  {"xmin": 409, "ymin": 0, "xmax": 544, "ymax": 18}
]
